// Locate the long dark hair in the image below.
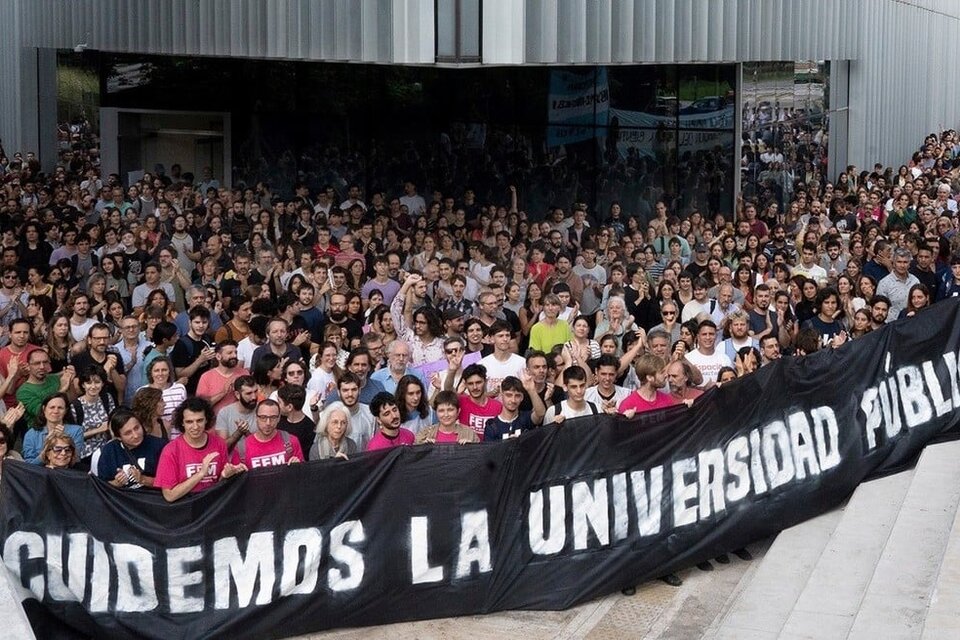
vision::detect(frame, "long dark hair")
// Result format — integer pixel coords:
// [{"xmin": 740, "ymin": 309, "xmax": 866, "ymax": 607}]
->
[
  {"xmin": 395, "ymin": 374, "xmax": 429, "ymax": 419},
  {"xmin": 36, "ymin": 392, "xmax": 75, "ymax": 428}
]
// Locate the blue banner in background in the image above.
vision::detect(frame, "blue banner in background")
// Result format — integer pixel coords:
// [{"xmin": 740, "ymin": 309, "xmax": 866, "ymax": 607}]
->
[{"xmin": 546, "ymin": 67, "xmax": 609, "ymax": 146}]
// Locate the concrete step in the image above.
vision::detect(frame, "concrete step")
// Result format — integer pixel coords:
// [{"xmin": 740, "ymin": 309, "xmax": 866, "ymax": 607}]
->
[
  {"xmin": 710, "ymin": 467, "xmax": 916, "ymax": 639},
  {"xmin": 847, "ymin": 441, "xmax": 960, "ymax": 640},
  {"xmin": 922, "ymin": 483, "xmax": 960, "ymax": 640},
  {"xmin": 776, "ymin": 459, "xmax": 925, "ymax": 640},
  {"xmin": 706, "ymin": 501, "xmax": 848, "ymax": 639}
]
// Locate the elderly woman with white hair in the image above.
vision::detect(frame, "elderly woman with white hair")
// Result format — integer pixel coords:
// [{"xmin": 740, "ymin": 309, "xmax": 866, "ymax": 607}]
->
[
  {"xmin": 309, "ymin": 401, "xmax": 358, "ymax": 461},
  {"xmin": 594, "ymin": 295, "xmax": 641, "ymax": 344}
]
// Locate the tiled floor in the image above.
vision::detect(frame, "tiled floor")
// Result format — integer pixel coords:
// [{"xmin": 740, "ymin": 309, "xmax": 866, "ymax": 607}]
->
[{"xmin": 296, "ymin": 541, "xmax": 770, "ymax": 640}]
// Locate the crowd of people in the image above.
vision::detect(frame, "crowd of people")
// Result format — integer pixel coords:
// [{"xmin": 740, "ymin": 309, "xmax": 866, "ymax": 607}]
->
[{"xmin": 0, "ymin": 121, "xmax": 959, "ymax": 588}]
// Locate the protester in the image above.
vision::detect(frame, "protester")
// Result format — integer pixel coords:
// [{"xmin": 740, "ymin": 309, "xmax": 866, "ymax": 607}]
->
[
  {"xmin": 22, "ymin": 392, "xmax": 84, "ymax": 464},
  {"xmin": 309, "ymin": 402, "xmax": 358, "ymax": 460},
  {"xmin": 415, "ymin": 391, "xmax": 479, "ymax": 444},
  {"xmin": 39, "ymin": 432, "xmax": 79, "ymax": 470},
  {"xmin": 6, "ymin": 115, "xmax": 960, "ymax": 593},
  {"xmin": 95, "ymin": 408, "xmax": 165, "ymax": 489},
  {"xmin": 153, "ymin": 397, "xmax": 247, "ymax": 502},
  {"xmin": 230, "ymin": 399, "xmax": 303, "ymax": 468},
  {"xmin": 367, "ymin": 392, "xmax": 416, "ymax": 451}
]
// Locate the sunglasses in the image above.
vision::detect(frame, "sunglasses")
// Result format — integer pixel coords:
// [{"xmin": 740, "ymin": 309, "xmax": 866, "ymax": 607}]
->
[
  {"xmin": 52, "ymin": 445, "xmax": 74, "ymax": 454},
  {"xmin": 0, "ymin": 437, "xmax": 6, "ymax": 445},
  {"xmin": 445, "ymin": 348, "xmax": 462, "ymax": 355}
]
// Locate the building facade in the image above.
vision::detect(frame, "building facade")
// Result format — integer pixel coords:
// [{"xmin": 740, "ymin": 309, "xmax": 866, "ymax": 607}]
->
[{"xmin": 1, "ymin": 0, "xmax": 958, "ymax": 217}]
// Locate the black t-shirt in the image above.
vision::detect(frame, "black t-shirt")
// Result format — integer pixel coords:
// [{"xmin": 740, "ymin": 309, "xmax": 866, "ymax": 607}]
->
[
  {"xmin": 520, "ymin": 384, "xmax": 565, "ymax": 414},
  {"xmin": 484, "ymin": 411, "xmax": 536, "ymax": 441},
  {"xmin": 323, "ymin": 317, "xmax": 363, "ymax": 342},
  {"xmin": 72, "ymin": 350, "xmax": 126, "ymax": 402},
  {"xmin": 170, "ymin": 335, "xmax": 213, "ymax": 394},
  {"xmin": 124, "ymin": 248, "xmax": 151, "ymax": 285},
  {"xmin": 802, "ymin": 315, "xmax": 843, "ymax": 347},
  {"xmin": 279, "ymin": 415, "xmax": 316, "ymax": 457},
  {"xmin": 19, "ymin": 243, "xmax": 52, "ymax": 271}
]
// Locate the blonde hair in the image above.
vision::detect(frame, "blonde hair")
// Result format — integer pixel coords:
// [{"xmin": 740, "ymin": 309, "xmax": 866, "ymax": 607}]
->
[{"xmin": 39, "ymin": 433, "xmax": 77, "ymax": 467}]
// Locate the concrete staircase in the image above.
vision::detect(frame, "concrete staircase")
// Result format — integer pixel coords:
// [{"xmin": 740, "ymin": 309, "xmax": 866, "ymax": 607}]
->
[{"xmin": 707, "ymin": 440, "xmax": 960, "ymax": 640}]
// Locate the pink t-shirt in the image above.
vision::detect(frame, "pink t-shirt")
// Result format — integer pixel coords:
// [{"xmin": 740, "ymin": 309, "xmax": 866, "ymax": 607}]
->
[
  {"xmin": 618, "ymin": 391, "xmax": 677, "ymax": 415},
  {"xmin": 435, "ymin": 430, "xmax": 460, "ymax": 444},
  {"xmin": 366, "ymin": 428, "xmax": 416, "ymax": 451},
  {"xmin": 196, "ymin": 367, "xmax": 250, "ymax": 415},
  {"xmin": 154, "ymin": 432, "xmax": 230, "ymax": 493},
  {"xmin": 458, "ymin": 395, "xmax": 503, "ymax": 439},
  {"xmin": 230, "ymin": 430, "xmax": 304, "ymax": 468}
]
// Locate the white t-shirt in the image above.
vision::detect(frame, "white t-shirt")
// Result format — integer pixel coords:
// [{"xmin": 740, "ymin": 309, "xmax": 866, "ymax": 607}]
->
[
  {"xmin": 307, "ymin": 368, "xmax": 337, "ymax": 401},
  {"xmin": 237, "ymin": 337, "xmax": 258, "ymax": 370},
  {"xmin": 70, "ymin": 318, "xmax": 98, "ymax": 342},
  {"xmin": 479, "ymin": 353, "xmax": 527, "ymax": 394},
  {"xmin": 543, "ymin": 400, "xmax": 598, "ymax": 424},
  {"xmin": 585, "ymin": 385, "xmax": 631, "ymax": 412},
  {"xmin": 685, "ymin": 349, "xmax": 733, "ymax": 386}
]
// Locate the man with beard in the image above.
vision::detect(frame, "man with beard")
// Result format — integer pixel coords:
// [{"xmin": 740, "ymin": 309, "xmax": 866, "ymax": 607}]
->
[
  {"xmin": 442, "ymin": 307, "xmax": 466, "ymax": 340},
  {"xmin": 250, "ymin": 317, "xmax": 303, "ymax": 370},
  {"xmin": 665, "ymin": 360, "xmax": 704, "ymax": 407},
  {"xmin": 619, "ymin": 354, "xmax": 676, "ymax": 416},
  {"xmin": 155, "ymin": 397, "xmax": 247, "ymax": 502},
  {"xmin": 214, "ymin": 376, "xmax": 259, "ymax": 450},
  {"xmin": 326, "ymin": 291, "xmax": 363, "ymax": 342},
  {"xmin": 16, "ymin": 350, "xmax": 76, "ymax": 425},
  {"xmin": 197, "ymin": 341, "xmax": 249, "ymax": 415},
  {"xmin": 330, "ymin": 373, "xmax": 376, "ymax": 449},
  {"xmin": 869, "ymin": 295, "xmax": 891, "ymax": 329},
  {"xmin": 544, "ymin": 252, "xmax": 584, "ymax": 301},
  {"xmin": 370, "ymin": 341, "xmax": 427, "ymax": 395},
  {"xmin": 325, "ymin": 348, "xmax": 385, "ymax": 405},
  {"xmin": 720, "ymin": 311, "xmax": 758, "ymax": 361},
  {"xmin": 392, "ymin": 273, "xmax": 444, "ymax": 365},
  {"xmin": 366, "ymin": 392, "xmax": 416, "ymax": 451}
]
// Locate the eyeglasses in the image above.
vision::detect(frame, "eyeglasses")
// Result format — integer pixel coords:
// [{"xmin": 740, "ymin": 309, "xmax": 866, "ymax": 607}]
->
[
  {"xmin": 256, "ymin": 414, "xmax": 280, "ymax": 422},
  {"xmin": 51, "ymin": 446, "xmax": 74, "ymax": 454}
]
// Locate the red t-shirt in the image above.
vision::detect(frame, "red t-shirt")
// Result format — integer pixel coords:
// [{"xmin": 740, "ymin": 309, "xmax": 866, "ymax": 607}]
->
[
  {"xmin": 154, "ymin": 432, "xmax": 230, "ymax": 493},
  {"xmin": 366, "ymin": 428, "xmax": 416, "ymax": 451},
  {"xmin": 458, "ymin": 395, "xmax": 503, "ymax": 440},
  {"xmin": 618, "ymin": 391, "xmax": 677, "ymax": 415},
  {"xmin": 230, "ymin": 430, "xmax": 304, "ymax": 468},
  {"xmin": 0, "ymin": 345, "xmax": 39, "ymax": 408},
  {"xmin": 435, "ymin": 430, "xmax": 460, "ymax": 444}
]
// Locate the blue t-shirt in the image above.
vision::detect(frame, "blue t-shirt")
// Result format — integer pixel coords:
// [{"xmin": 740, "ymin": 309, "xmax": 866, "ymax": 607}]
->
[
  {"xmin": 95, "ymin": 435, "xmax": 167, "ymax": 487},
  {"xmin": 484, "ymin": 411, "xmax": 536, "ymax": 442}
]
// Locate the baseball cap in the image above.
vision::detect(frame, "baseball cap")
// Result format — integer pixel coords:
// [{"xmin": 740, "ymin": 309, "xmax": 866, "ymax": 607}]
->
[{"xmin": 442, "ymin": 307, "xmax": 466, "ymax": 322}]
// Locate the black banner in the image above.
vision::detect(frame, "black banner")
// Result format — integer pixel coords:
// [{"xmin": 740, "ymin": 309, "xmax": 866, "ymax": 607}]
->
[{"xmin": 4, "ymin": 300, "xmax": 960, "ymax": 640}]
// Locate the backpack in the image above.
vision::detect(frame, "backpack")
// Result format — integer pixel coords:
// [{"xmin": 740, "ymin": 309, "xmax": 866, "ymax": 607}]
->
[
  {"xmin": 72, "ymin": 391, "xmax": 116, "ymax": 427},
  {"xmin": 234, "ymin": 430, "xmax": 294, "ymax": 462},
  {"xmin": 551, "ymin": 400, "xmax": 599, "ymax": 420}
]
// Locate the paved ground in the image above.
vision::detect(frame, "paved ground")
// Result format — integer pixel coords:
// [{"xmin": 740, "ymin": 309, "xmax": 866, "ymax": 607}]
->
[{"xmin": 296, "ymin": 538, "xmax": 772, "ymax": 640}]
